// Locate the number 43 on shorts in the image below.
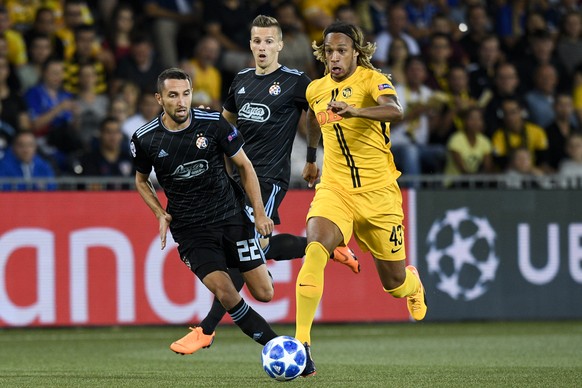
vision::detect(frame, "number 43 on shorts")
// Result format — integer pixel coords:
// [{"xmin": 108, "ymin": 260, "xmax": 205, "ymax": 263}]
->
[{"xmin": 389, "ymin": 225, "xmax": 403, "ymax": 254}]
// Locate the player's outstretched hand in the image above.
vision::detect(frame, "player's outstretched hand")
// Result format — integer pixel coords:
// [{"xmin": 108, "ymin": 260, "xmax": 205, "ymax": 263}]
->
[
  {"xmin": 254, "ymin": 214, "xmax": 274, "ymax": 237},
  {"xmin": 327, "ymin": 101, "xmax": 358, "ymax": 118},
  {"xmin": 158, "ymin": 213, "xmax": 173, "ymax": 249},
  {"xmin": 303, "ymin": 162, "xmax": 320, "ymax": 188}
]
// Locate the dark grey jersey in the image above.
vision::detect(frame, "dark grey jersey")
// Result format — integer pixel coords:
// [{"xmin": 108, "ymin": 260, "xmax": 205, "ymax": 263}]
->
[
  {"xmin": 223, "ymin": 66, "xmax": 310, "ymax": 189},
  {"xmin": 130, "ymin": 108, "xmax": 246, "ymax": 230}
]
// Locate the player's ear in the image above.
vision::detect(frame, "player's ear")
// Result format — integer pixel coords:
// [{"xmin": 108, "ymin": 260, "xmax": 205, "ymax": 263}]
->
[
  {"xmin": 278, "ymin": 40, "xmax": 284, "ymax": 52},
  {"xmin": 155, "ymin": 92, "xmax": 162, "ymax": 105}
]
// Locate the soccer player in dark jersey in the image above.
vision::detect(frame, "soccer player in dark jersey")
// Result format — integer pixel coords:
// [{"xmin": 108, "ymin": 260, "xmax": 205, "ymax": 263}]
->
[
  {"xmin": 178, "ymin": 15, "xmax": 360, "ymax": 358},
  {"xmin": 131, "ymin": 68, "xmax": 279, "ymax": 355},
  {"xmin": 296, "ymin": 22, "xmax": 428, "ymax": 376}
]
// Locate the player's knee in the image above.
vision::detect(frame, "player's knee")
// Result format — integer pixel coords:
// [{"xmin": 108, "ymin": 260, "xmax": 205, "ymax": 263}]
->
[{"xmin": 251, "ymin": 284, "xmax": 274, "ymax": 302}]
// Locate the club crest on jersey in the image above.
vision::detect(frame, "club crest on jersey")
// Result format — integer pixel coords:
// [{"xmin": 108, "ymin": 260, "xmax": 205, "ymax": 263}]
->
[
  {"xmin": 238, "ymin": 102, "xmax": 270, "ymax": 122},
  {"xmin": 269, "ymin": 82, "xmax": 281, "ymax": 96},
  {"xmin": 342, "ymin": 87, "xmax": 352, "ymax": 98},
  {"xmin": 196, "ymin": 135, "xmax": 208, "ymax": 149}
]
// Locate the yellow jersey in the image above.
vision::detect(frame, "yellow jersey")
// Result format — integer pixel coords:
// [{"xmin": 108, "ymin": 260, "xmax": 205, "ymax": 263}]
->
[{"xmin": 306, "ymin": 66, "xmax": 400, "ymax": 193}]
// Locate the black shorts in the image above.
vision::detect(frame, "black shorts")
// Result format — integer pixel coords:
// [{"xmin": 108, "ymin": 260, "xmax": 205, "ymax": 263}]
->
[
  {"xmin": 243, "ymin": 181, "xmax": 287, "ymax": 229},
  {"xmin": 172, "ymin": 213, "xmax": 266, "ymax": 281}
]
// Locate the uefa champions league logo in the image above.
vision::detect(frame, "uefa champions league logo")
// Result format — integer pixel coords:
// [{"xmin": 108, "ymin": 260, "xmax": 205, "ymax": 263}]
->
[{"xmin": 426, "ymin": 208, "xmax": 500, "ymax": 301}]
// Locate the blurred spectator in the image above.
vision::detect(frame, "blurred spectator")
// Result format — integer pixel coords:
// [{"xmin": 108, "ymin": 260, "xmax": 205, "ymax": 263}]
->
[
  {"xmin": 545, "ymin": 93, "xmax": 581, "ymax": 171},
  {"xmin": 372, "ymin": 4, "xmax": 421, "ymax": 70},
  {"xmin": 24, "ymin": 7, "xmax": 65, "ymax": 60},
  {"xmin": 3, "ymin": 0, "xmax": 40, "ymax": 33},
  {"xmin": 514, "ymin": 29, "xmax": 569, "ymax": 93},
  {"xmin": 392, "ymin": 55, "xmax": 446, "ymax": 177},
  {"xmin": 180, "ymin": 35, "xmax": 223, "ymax": 110},
  {"xmin": 102, "ymin": 3, "xmax": 136, "ymax": 66},
  {"xmin": 0, "ymin": 34, "xmax": 21, "ymax": 92},
  {"xmin": 205, "ymin": 0, "xmax": 254, "ymax": 74},
  {"xmin": 502, "ymin": 146, "xmax": 550, "ymax": 189},
  {"xmin": 63, "ymin": 24, "xmax": 109, "ymax": 95},
  {"xmin": 275, "ymin": 1, "xmax": 317, "ymax": 79},
  {"xmin": 427, "ymin": 12, "xmax": 468, "ymax": 65},
  {"xmin": 493, "ymin": 0, "xmax": 529, "ymax": 54},
  {"xmin": 458, "ymin": 3, "xmax": 491, "ymax": 64},
  {"xmin": 55, "ymin": 0, "xmax": 96, "ymax": 61},
  {"xmin": 555, "ymin": 10, "xmax": 582, "ymax": 79},
  {"xmin": 437, "ymin": 64, "xmax": 478, "ymax": 145},
  {"xmin": 111, "ymin": 31, "xmax": 164, "ymax": 95},
  {"xmin": 524, "ymin": 63, "xmax": 559, "ymax": 128},
  {"xmin": 0, "ymin": 6, "xmax": 28, "ymax": 68},
  {"xmin": 444, "ymin": 107, "xmax": 494, "ymax": 187},
  {"xmin": 25, "ymin": 57, "xmax": 81, "ymax": 171},
  {"xmin": 78, "ymin": 117, "xmax": 134, "ymax": 184},
  {"xmin": 334, "ymin": 4, "xmax": 361, "ymax": 27},
  {"xmin": 118, "ymin": 81, "xmax": 140, "ymax": 118},
  {"xmin": 108, "ymin": 96, "xmax": 131, "ymax": 126},
  {"xmin": 143, "ymin": 0, "xmax": 200, "ymax": 68},
  {"xmin": 575, "ymin": 64, "xmax": 582, "ymax": 124},
  {"xmin": 467, "ymin": 35, "xmax": 504, "ymax": 100},
  {"xmin": 384, "ymin": 36, "xmax": 409, "ymax": 85},
  {"xmin": 17, "ymin": 33, "xmax": 53, "ymax": 93},
  {"xmin": 482, "ymin": 62, "xmax": 521, "ymax": 136},
  {"xmin": 355, "ymin": 0, "xmax": 389, "ymax": 38},
  {"xmin": 404, "ymin": 0, "xmax": 439, "ymax": 44},
  {"xmin": 491, "ymin": 97, "xmax": 549, "ymax": 172},
  {"xmin": 74, "ymin": 63, "xmax": 110, "ymax": 151},
  {"xmin": 423, "ymin": 32, "xmax": 454, "ymax": 92},
  {"xmin": 0, "ymin": 56, "xmax": 30, "ymax": 137},
  {"xmin": 0, "ymin": 130, "xmax": 57, "ymax": 191},
  {"xmin": 558, "ymin": 132, "xmax": 582, "ymax": 188},
  {"xmin": 299, "ymin": 0, "xmax": 349, "ymax": 44},
  {"xmin": 121, "ymin": 91, "xmax": 161, "ymax": 139}
]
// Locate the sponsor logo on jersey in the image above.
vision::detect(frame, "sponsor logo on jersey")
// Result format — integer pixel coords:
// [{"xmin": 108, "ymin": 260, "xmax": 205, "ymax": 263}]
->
[
  {"xmin": 196, "ymin": 136, "xmax": 208, "ymax": 149},
  {"xmin": 269, "ymin": 82, "xmax": 281, "ymax": 96},
  {"xmin": 342, "ymin": 87, "xmax": 352, "ymax": 98},
  {"xmin": 238, "ymin": 102, "xmax": 271, "ymax": 122},
  {"xmin": 238, "ymin": 87, "xmax": 246, "ymax": 94},
  {"xmin": 171, "ymin": 160, "xmax": 209, "ymax": 180},
  {"xmin": 378, "ymin": 83, "xmax": 393, "ymax": 90}
]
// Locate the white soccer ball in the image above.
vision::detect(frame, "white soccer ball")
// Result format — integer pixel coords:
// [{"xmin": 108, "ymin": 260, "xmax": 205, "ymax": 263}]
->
[
  {"xmin": 261, "ymin": 336, "xmax": 306, "ymax": 381},
  {"xmin": 426, "ymin": 207, "xmax": 500, "ymax": 301}
]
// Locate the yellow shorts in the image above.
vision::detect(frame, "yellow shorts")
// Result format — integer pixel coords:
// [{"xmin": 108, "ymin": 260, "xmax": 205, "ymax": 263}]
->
[{"xmin": 307, "ymin": 181, "xmax": 406, "ymax": 261}]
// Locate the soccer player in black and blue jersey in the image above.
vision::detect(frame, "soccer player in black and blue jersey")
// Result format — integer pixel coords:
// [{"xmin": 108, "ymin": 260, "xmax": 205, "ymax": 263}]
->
[
  {"xmin": 131, "ymin": 68, "xmax": 279, "ymax": 353},
  {"xmin": 175, "ymin": 15, "xmax": 359, "ymax": 361}
]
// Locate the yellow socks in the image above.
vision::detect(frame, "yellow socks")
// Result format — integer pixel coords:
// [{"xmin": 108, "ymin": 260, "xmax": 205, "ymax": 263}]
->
[
  {"xmin": 385, "ymin": 267, "xmax": 420, "ymax": 298},
  {"xmin": 295, "ymin": 241, "xmax": 329, "ymax": 344}
]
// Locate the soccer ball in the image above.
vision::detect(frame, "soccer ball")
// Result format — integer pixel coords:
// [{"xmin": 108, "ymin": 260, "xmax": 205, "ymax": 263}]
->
[
  {"xmin": 426, "ymin": 208, "xmax": 499, "ymax": 301},
  {"xmin": 261, "ymin": 336, "xmax": 306, "ymax": 381}
]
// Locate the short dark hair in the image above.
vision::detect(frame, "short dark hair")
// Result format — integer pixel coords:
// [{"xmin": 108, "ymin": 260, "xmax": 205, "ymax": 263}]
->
[{"xmin": 156, "ymin": 67, "xmax": 192, "ymax": 93}]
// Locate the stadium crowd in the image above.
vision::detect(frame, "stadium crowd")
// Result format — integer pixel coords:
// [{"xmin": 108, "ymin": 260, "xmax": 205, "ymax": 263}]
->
[{"xmin": 0, "ymin": 0, "xmax": 581, "ymax": 190}]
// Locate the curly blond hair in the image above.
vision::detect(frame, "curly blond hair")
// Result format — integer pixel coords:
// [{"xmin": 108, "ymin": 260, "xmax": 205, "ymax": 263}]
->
[{"xmin": 313, "ymin": 21, "xmax": 381, "ymax": 76}]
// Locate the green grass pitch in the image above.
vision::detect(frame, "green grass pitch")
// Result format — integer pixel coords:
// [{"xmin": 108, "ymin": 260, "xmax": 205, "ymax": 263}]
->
[{"xmin": 1, "ymin": 321, "xmax": 581, "ymax": 387}]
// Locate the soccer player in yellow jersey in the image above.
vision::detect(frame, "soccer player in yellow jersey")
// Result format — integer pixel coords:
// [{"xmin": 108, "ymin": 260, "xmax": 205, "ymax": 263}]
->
[{"xmin": 295, "ymin": 21, "xmax": 428, "ymax": 377}]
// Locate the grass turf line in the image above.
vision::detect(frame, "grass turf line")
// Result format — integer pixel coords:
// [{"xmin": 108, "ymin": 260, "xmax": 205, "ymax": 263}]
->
[{"xmin": 0, "ymin": 321, "xmax": 580, "ymax": 387}]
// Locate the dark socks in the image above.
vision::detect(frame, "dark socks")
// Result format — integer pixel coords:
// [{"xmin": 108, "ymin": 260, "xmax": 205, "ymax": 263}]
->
[
  {"xmin": 266, "ymin": 234, "xmax": 307, "ymax": 261},
  {"xmin": 200, "ymin": 268, "xmax": 244, "ymax": 335},
  {"xmin": 228, "ymin": 299, "xmax": 278, "ymax": 345}
]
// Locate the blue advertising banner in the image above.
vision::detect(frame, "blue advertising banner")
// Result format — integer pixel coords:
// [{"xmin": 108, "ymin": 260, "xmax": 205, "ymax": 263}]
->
[{"xmin": 415, "ymin": 190, "xmax": 582, "ymax": 320}]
